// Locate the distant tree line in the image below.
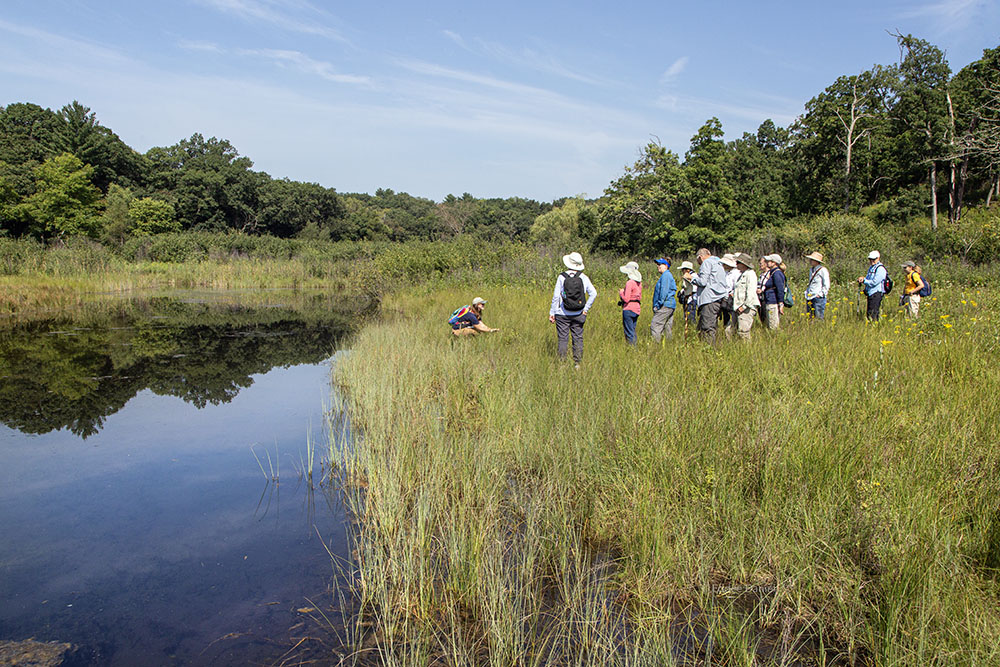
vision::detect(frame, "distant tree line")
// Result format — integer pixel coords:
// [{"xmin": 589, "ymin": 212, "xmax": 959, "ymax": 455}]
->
[
  {"xmin": 2, "ymin": 34, "xmax": 999, "ymax": 258},
  {"xmin": 0, "ymin": 102, "xmax": 552, "ymax": 244},
  {"xmin": 583, "ymin": 37, "xmax": 1000, "ymax": 255}
]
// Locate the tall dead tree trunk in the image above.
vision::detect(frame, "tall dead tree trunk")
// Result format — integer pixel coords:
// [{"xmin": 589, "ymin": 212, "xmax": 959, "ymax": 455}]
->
[
  {"xmin": 929, "ymin": 164, "xmax": 938, "ymax": 230},
  {"xmin": 837, "ymin": 82, "xmax": 870, "ymax": 213}
]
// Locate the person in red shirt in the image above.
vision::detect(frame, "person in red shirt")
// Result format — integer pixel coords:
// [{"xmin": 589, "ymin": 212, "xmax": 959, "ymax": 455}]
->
[{"xmin": 618, "ymin": 261, "xmax": 642, "ymax": 345}]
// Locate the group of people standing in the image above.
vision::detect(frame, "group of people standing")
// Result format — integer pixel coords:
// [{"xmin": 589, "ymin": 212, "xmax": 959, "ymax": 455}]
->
[{"xmin": 453, "ymin": 249, "xmax": 929, "ymax": 367}]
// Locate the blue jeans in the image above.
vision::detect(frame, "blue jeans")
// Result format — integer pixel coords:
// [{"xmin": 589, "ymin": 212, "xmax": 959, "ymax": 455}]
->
[
  {"xmin": 807, "ymin": 296, "xmax": 826, "ymax": 320},
  {"xmin": 622, "ymin": 310, "xmax": 638, "ymax": 344}
]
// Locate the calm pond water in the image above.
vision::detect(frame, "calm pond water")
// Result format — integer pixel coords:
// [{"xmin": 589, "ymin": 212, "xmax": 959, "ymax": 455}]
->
[{"xmin": 0, "ymin": 290, "xmax": 361, "ymax": 665}]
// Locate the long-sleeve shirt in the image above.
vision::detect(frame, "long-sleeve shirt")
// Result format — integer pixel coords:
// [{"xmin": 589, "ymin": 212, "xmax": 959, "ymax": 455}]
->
[
  {"xmin": 652, "ymin": 270, "xmax": 677, "ymax": 311},
  {"xmin": 726, "ymin": 268, "xmax": 740, "ymax": 294},
  {"xmin": 549, "ymin": 271, "xmax": 597, "ymax": 317},
  {"xmin": 862, "ymin": 263, "xmax": 887, "ymax": 296},
  {"xmin": 805, "ymin": 265, "xmax": 830, "ymax": 300},
  {"xmin": 734, "ymin": 269, "xmax": 760, "ymax": 312},
  {"xmin": 763, "ymin": 268, "xmax": 786, "ymax": 305},
  {"xmin": 619, "ymin": 280, "xmax": 642, "ymax": 314},
  {"xmin": 692, "ymin": 256, "xmax": 729, "ymax": 306}
]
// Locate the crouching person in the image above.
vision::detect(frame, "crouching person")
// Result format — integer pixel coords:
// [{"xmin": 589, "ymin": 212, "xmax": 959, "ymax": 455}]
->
[{"xmin": 449, "ymin": 297, "xmax": 498, "ymax": 336}]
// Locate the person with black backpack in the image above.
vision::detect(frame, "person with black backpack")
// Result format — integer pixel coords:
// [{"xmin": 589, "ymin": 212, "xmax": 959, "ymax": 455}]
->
[
  {"xmin": 857, "ymin": 250, "xmax": 889, "ymax": 322},
  {"xmin": 549, "ymin": 252, "xmax": 597, "ymax": 367}
]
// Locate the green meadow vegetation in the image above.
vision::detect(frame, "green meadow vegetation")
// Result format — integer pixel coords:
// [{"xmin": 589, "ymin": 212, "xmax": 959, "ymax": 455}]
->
[{"xmin": 334, "ymin": 262, "xmax": 1000, "ymax": 665}]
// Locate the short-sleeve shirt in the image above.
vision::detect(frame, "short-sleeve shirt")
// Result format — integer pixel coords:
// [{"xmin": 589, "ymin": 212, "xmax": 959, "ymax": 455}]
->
[{"xmin": 451, "ymin": 311, "xmax": 480, "ymax": 330}]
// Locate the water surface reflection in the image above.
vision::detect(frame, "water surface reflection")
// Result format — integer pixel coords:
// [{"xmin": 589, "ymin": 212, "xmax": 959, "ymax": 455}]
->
[{"xmin": 0, "ymin": 291, "xmax": 357, "ymax": 665}]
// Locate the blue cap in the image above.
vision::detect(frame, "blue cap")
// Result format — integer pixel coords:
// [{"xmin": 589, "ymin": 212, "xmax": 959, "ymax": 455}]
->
[{"xmin": 654, "ymin": 258, "xmax": 670, "ymax": 267}]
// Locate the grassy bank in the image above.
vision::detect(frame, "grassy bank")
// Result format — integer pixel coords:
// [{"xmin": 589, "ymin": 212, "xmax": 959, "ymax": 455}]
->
[{"xmin": 335, "ymin": 276, "xmax": 1000, "ymax": 665}]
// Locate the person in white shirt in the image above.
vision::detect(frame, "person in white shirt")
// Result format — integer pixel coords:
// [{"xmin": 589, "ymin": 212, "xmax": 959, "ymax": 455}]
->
[
  {"xmin": 732, "ymin": 253, "xmax": 760, "ymax": 341},
  {"xmin": 804, "ymin": 252, "xmax": 830, "ymax": 320}
]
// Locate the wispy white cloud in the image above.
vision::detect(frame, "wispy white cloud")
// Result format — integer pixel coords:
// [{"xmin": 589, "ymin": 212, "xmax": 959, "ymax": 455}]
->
[
  {"xmin": 660, "ymin": 56, "xmax": 689, "ymax": 83},
  {"xmin": 442, "ymin": 30, "xmax": 467, "ymax": 49},
  {"xmin": 901, "ymin": 0, "xmax": 987, "ymax": 33},
  {"xmin": 236, "ymin": 48, "xmax": 371, "ymax": 85},
  {"xmin": 194, "ymin": 0, "xmax": 350, "ymax": 43},
  {"xmin": 178, "ymin": 39, "xmax": 224, "ymax": 53},
  {"xmin": 654, "ymin": 93, "xmax": 798, "ymax": 127},
  {"xmin": 475, "ymin": 39, "xmax": 607, "ymax": 86}
]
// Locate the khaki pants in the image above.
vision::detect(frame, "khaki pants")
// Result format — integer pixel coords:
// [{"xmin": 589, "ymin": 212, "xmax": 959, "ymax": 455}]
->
[
  {"xmin": 766, "ymin": 304, "xmax": 780, "ymax": 330},
  {"xmin": 737, "ymin": 311, "xmax": 755, "ymax": 340},
  {"xmin": 906, "ymin": 294, "xmax": 921, "ymax": 319}
]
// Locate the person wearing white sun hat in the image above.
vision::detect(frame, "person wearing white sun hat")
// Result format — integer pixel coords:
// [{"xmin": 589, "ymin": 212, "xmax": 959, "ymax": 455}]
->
[
  {"xmin": 618, "ymin": 261, "xmax": 642, "ymax": 345},
  {"xmin": 857, "ymin": 250, "xmax": 887, "ymax": 322},
  {"xmin": 549, "ymin": 252, "xmax": 597, "ymax": 366}
]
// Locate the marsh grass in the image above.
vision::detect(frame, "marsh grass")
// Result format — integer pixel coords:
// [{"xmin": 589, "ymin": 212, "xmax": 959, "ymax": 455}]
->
[{"xmin": 335, "ymin": 275, "xmax": 1000, "ymax": 665}]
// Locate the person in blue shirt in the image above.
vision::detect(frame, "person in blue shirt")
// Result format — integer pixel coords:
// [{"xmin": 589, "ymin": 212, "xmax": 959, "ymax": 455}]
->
[
  {"xmin": 857, "ymin": 250, "xmax": 887, "ymax": 322},
  {"xmin": 691, "ymin": 248, "xmax": 729, "ymax": 343},
  {"xmin": 451, "ymin": 297, "xmax": 499, "ymax": 336},
  {"xmin": 759, "ymin": 254, "xmax": 786, "ymax": 330},
  {"xmin": 649, "ymin": 258, "xmax": 677, "ymax": 342}
]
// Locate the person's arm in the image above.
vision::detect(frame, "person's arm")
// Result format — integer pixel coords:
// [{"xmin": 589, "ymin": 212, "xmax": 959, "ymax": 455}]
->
[
  {"xmin": 821, "ymin": 267, "xmax": 830, "ymax": 297},
  {"xmin": 914, "ymin": 274, "xmax": 924, "ymax": 292},
  {"xmin": 666, "ymin": 273, "xmax": 676, "ymax": 305},
  {"xmin": 583, "ymin": 275, "xmax": 597, "ymax": 314},
  {"xmin": 549, "ymin": 274, "xmax": 564, "ymax": 320},
  {"xmin": 473, "ymin": 321, "xmax": 497, "ymax": 333},
  {"xmin": 692, "ymin": 262, "xmax": 709, "ymax": 287},
  {"xmin": 652, "ymin": 276, "xmax": 663, "ymax": 310},
  {"xmin": 862, "ymin": 266, "xmax": 881, "ymax": 289}
]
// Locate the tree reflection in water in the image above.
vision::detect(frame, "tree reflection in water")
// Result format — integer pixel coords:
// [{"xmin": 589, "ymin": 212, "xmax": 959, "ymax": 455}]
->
[{"xmin": 0, "ymin": 291, "xmax": 361, "ymax": 438}]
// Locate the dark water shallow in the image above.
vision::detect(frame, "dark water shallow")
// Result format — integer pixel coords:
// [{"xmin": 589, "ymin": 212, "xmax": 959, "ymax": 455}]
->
[{"xmin": 0, "ymin": 291, "xmax": 358, "ymax": 665}]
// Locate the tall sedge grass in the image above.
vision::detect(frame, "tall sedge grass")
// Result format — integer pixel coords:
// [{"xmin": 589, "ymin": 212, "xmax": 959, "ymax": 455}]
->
[{"xmin": 335, "ymin": 273, "xmax": 1000, "ymax": 665}]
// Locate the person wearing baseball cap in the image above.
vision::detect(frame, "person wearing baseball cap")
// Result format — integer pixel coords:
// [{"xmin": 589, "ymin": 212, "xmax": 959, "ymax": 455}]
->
[
  {"xmin": 650, "ymin": 258, "xmax": 677, "ymax": 343},
  {"xmin": 804, "ymin": 252, "xmax": 830, "ymax": 320},
  {"xmin": 901, "ymin": 261, "xmax": 925, "ymax": 319},
  {"xmin": 450, "ymin": 296, "xmax": 499, "ymax": 336},
  {"xmin": 857, "ymin": 250, "xmax": 888, "ymax": 322}
]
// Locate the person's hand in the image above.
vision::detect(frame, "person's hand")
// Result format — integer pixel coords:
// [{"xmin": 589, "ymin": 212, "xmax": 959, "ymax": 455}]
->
[
  {"xmin": 549, "ymin": 315, "xmax": 555, "ymax": 323},
  {"xmin": 737, "ymin": 306, "xmax": 744, "ymax": 314},
  {"xmin": 857, "ymin": 277, "xmax": 864, "ymax": 284}
]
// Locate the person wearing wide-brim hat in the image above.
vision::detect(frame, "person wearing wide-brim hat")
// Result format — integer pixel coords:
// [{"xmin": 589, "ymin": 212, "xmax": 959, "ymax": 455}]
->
[
  {"xmin": 549, "ymin": 252, "xmax": 597, "ymax": 367},
  {"xmin": 678, "ymin": 260, "xmax": 698, "ymax": 326},
  {"xmin": 650, "ymin": 258, "xmax": 677, "ymax": 343},
  {"xmin": 804, "ymin": 252, "xmax": 830, "ymax": 320},
  {"xmin": 618, "ymin": 261, "xmax": 643, "ymax": 345},
  {"xmin": 732, "ymin": 253, "xmax": 760, "ymax": 341},
  {"xmin": 720, "ymin": 254, "xmax": 740, "ymax": 339}
]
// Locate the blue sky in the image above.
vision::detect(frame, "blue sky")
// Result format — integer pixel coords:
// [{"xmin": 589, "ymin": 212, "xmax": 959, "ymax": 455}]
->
[{"xmin": 1, "ymin": 0, "xmax": 997, "ymax": 202}]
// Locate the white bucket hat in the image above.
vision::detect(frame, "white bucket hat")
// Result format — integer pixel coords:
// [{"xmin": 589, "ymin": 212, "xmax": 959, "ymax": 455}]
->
[
  {"xmin": 720, "ymin": 255, "xmax": 737, "ymax": 269},
  {"xmin": 619, "ymin": 261, "xmax": 642, "ymax": 282},
  {"xmin": 563, "ymin": 252, "xmax": 585, "ymax": 271},
  {"xmin": 679, "ymin": 260, "xmax": 695, "ymax": 272}
]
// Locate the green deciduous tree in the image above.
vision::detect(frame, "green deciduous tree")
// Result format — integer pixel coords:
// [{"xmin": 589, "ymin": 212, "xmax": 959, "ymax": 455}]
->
[
  {"xmin": 529, "ymin": 196, "xmax": 589, "ymax": 246},
  {"xmin": 129, "ymin": 197, "xmax": 179, "ymax": 235},
  {"xmin": 17, "ymin": 153, "xmax": 102, "ymax": 238}
]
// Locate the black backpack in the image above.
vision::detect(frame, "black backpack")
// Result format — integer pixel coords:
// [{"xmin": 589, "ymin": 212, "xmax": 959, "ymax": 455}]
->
[{"xmin": 561, "ymin": 271, "xmax": 586, "ymax": 311}]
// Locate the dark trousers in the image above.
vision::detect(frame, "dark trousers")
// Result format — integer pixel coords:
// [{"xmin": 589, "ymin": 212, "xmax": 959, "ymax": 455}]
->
[
  {"xmin": 866, "ymin": 292, "xmax": 884, "ymax": 322},
  {"xmin": 622, "ymin": 310, "xmax": 638, "ymax": 345},
  {"xmin": 697, "ymin": 299, "xmax": 723, "ymax": 344},
  {"xmin": 554, "ymin": 313, "xmax": 586, "ymax": 363}
]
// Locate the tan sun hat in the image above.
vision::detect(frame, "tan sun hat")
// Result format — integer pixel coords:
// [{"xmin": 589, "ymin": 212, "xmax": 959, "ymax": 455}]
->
[
  {"xmin": 805, "ymin": 252, "xmax": 824, "ymax": 263},
  {"xmin": 562, "ymin": 252, "xmax": 584, "ymax": 271},
  {"xmin": 721, "ymin": 254, "xmax": 737, "ymax": 269},
  {"xmin": 679, "ymin": 260, "xmax": 695, "ymax": 272},
  {"xmin": 619, "ymin": 261, "xmax": 642, "ymax": 282},
  {"xmin": 735, "ymin": 253, "xmax": 754, "ymax": 268}
]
